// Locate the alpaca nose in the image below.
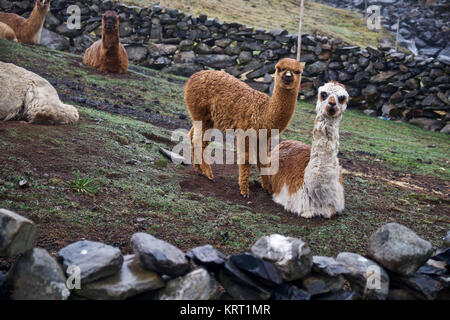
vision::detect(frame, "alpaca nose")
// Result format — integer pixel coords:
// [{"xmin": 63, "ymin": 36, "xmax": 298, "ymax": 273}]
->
[
  {"xmin": 328, "ymin": 101, "xmax": 336, "ymax": 107},
  {"xmin": 282, "ymin": 71, "xmax": 293, "ymax": 84}
]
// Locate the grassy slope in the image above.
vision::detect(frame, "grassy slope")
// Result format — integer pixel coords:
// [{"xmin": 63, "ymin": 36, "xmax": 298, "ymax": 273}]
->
[
  {"xmin": 125, "ymin": 0, "xmax": 395, "ymax": 48},
  {"xmin": 0, "ymin": 40, "xmax": 448, "ymax": 258}
]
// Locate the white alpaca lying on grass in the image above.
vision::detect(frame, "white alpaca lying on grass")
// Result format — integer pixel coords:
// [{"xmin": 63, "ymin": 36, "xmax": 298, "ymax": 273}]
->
[{"xmin": 0, "ymin": 61, "xmax": 79, "ymax": 124}]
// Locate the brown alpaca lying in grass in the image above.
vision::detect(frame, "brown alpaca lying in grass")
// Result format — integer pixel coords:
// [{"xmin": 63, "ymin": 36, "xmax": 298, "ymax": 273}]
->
[
  {"xmin": 184, "ymin": 58, "xmax": 302, "ymax": 197},
  {"xmin": 0, "ymin": 0, "xmax": 49, "ymax": 44},
  {"xmin": 83, "ymin": 10, "xmax": 128, "ymax": 74},
  {"xmin": 261, "ymin": 82, "xmax": 349, "ymax": 219},
  {"xmin": 0, "ymin": 21, "xmax": 17, "ymax": 41}
]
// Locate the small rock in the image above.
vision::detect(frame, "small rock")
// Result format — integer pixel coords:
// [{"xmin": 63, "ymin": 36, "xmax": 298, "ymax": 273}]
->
[
  {"xmin": 302, "ymin": 274, "xmax": 346, "ymax": 296},
  {"xmin": 57, "ymin": 240, "xmax": 124, "ymax": 284},
  {"xmin": 272, "ymin": 283, "xmax": 310, "ymax": 300},
  {"xmin": 336, "ymin": 252, "xmax": 389, "ymax": 300},
  {"xmin": 315, "ymin": 288, "xmax": 357, "ymax": 300},
  {"xmin": 8, "ymin": 248, "xmax": 70, "ymax": 300},
  {"xmin": 367, "ymin": 223, "xmax": 434, "ymax": 276},
  {"xmin": 251, "ymin": 234, "xmax": 312, "ymax": 281},
  {"xmin": 159, "ymin": 268, "xmax": 220, "ymax": 300},
  {"xmin": 0, "ymin": 208, "xmax": 37, "ymax": 257},
  {"xmin": 186, "ymin": 244, "xmax": 226, "ymax": 271},
  {"xmin": 312, "ymin": 256, "xmax": 350, "ymax": 277},
  {"xmin": 229, "ymin": 252, "xmax": 283, "ymax": 287},
  {"xmin": 443, "ymin": 231, "xmax": 450, "ymax": 248},
  {"xmin": 218, "ymin": 260, "xmax": 271, "ymax": 300},
  {"xmin": 131, "ymin": 233, "xmax": 189, "ymax": 277},
  {"xmin": 432, "ymin": 248, "xmax": 450, "ymax": 267},
  {"xmin": 0, "ymin": 271, "xmax": 10, "ymax": 300},
  {"xmin": 18, "ymin": 180, "xmax": 28, "ymax": 189},
  {"xmin": 391, "ymin": 273, "xmax": 444, "ymax": 300},
  {"xmin": 126, "ymin": 159, "xmax": 141, "ymax": 165},
  {"xmin": 76, "ymin": 255, "xmax": 164, "ymax": 300}
]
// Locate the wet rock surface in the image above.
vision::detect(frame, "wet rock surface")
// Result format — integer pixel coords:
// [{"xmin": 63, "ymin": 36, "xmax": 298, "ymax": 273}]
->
[
  {"xmin": 8, "ymin": 248, "xmax": 70, "ymax": 300},
  {"xmin": 367, "ymin": 223, "xmax": 434, "ymax": 276},
  {"xmin": 76, "ymin": 255, "xmax": 164, "ymax": 300},
  {"xmin": 251, "ymin": 234, "xmax": 313, "ymax": 281},
  {"xmin": 0, "ymin": 208, "xmax": 37, "ymax": 257},
  {"xmin": 131, "ymin": 233, "xmax": 190, "ymax": 277},
  {"xmin": 57, "ymin": 240, "xmax": 124, "ymax": 284},
  {"xmin": 159, "ymin": 268, "xmax": 220, "ymax": 300},
  {"xmin": 186, "ymin": 244, "xmax": 227, "ymax": 271}
]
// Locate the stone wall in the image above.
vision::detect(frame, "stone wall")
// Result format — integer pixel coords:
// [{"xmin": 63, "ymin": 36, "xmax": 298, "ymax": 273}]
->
[
  {"xmin": 0, "ymin": 208, "xmax": 449, "ymax": 300},
  {"xmin": 0, "ymin": 0, "xmax": 449, "ymax": 133}
]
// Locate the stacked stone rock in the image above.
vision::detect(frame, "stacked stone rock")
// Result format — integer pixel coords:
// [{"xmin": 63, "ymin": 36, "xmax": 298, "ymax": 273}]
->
[
  {"xmin": 0, "ymin": 208, "xmax": 449, "ymax": 300},
  {"xmin": 312, "ymin": 0, "xmax": 449, "ymax": 62},
  {"xmin": 0, "ymin": 0, "xmax": 448, "ymax": 132}
]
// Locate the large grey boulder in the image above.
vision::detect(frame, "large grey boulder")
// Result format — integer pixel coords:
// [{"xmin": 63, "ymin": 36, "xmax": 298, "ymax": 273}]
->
[
  {"xmin": 336, "ymin": 252, "xmax": 389, "ymax": 300},
  {"xmin": 367, "ymin": 223, "xmax": 434, "ymax": 276},
  {"xmin": 57, "ymin": 240, "xmax": 123, "ymax": 284},
  {"xmin": 76, "ymin": 255, "xmax": 164, "ymax": 300},
  {"xmin": 147, "ymin": 41, "xmax": 177, "ymax": 57},
  {"xmin": 159, "ymin": 268, "xmax": 220, "ymax": 300},
  {"xmin": 131, "ymin": 233, "xmax": 189, "ymax": 277},
  {"xmin": 251, "ymin": 234, "xmax": 312, "ymax": 281},
  {"xmin": 125, "ymin": 46, "xmax": 148, "ymax": 62},
  {"xmin": 40, "ymin": 28, "xmax": 70, "ymax": 51},
  {"xmin": 8, "ymin": 248, "xmax": 70, "ymax": 300},
  {"xmin": 0, "ymin": 208, "xmax": 37, "ymax": 257}
]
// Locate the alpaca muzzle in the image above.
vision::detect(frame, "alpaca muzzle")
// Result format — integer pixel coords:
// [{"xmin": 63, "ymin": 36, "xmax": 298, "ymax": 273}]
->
[
  {"xmin": 326, "ymin": 103, "xmax": 338, "ymax": 117},
  {"xmin": 282, "ymin": 71, "xmax": 293, "ymax": 85}
]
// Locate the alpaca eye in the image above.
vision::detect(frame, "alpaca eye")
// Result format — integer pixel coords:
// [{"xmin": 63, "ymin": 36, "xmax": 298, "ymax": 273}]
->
[
  {"xmin": 338, "ymin": 96, "xmax": 347, "ymax": 104},
  {"xmin": 294, "ymin": 70, "xmax": 300, "ymax": 75},
  {"xmin": 320, "ymin": 92, "xmax": 328, "ymax": 100}
]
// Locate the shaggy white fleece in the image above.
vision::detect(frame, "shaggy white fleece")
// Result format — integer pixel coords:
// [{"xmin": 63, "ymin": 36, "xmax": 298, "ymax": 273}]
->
[
  {"xmin": 273, "ymin": 82, "xmax": 349, "ymax": 218},
  {"xmin": 0, "ymin": 61, "xmax": 79, "ymax": 124}
]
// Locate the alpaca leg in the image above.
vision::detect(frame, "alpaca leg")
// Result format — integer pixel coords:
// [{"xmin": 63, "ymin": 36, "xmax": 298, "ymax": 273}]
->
[
  {"xmin": 189, "ymin": 126, "xmax": 202, "ymax": 174},
  {"xmin": 239, "ymin": 163, "xmax": 252, "ymax": 197},
  {"xmin": 190, "ymin": 123, "xmax": 214, "ymax": 180}
]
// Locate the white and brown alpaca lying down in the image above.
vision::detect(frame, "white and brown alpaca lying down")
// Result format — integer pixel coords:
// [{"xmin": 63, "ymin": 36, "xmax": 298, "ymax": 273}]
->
[
  {"xmin": 261, "ymin": 82, "xmax": 349, "ymax": 219},
  {"xmin": 0, "ymin": 61, "xmax": 79, "ymax": 124},
  {"xmin": 0, "ymin": 0, "xmax": 50, "ymax": 44}
]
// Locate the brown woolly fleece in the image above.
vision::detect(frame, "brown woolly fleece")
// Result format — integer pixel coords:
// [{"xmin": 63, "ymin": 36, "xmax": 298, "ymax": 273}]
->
[
  {"xmin": 0, "ymin": 0, "xmax": 49, "ymax": 44},
  {"xmin": 260, "ymin": 140, "xmax": 312, "ymax": 195},
  {"xmin": 0, "ymin": 22, "xmax": 17, "ymax": 41},
  {"xmin": 184, "ymin": 58, "xmax": 302, "ymax": 197},
  {"xmin": 83, "ymin": 10, "xmax": 128, "ymax": 74}
]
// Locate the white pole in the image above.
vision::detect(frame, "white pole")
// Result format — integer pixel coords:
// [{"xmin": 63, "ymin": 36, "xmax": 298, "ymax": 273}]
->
[{"xmin": 297, "ymin": 0, "xmax": 305, "ymax": 61}]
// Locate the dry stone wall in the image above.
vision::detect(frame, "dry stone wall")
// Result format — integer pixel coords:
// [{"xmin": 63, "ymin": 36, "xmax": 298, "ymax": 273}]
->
[{"xmin": 0, "ymin": 0, "xmax": 448, "ymax": 132}]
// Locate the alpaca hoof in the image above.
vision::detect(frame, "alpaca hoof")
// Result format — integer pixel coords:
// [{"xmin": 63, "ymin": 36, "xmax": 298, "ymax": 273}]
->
[{"xmin": 241, "ymin": 193, "xmax": 250, "ymax": 198}]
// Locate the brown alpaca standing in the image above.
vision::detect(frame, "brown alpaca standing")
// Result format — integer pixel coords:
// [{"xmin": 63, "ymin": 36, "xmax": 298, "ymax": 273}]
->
[
  {"xmin": 184, "ymin": 58, "xmax": 302, "ymax": 197},
  {"xmin": 83, "ymin": 10, "xmax": 128, "ymax": 74},
  {"xmin": 0, "ymin": 22, "xmax": 17, "ymax": 41},
  {"xmin": 0, "ymin": 0, "xmax": 50, "ymax": 44}
]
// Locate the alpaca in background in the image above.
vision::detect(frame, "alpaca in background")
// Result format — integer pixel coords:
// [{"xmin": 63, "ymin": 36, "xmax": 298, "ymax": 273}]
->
[
  {"xmin": 184, "ymin": 58, "xmax": 302, "ymax": 197},
  {"xmin": 0, "ymin": 61, "xmax": 79, "ymax": 124},
  {"xmin": 0, "ymin": 21, "xmax": 17, "ymax": 41},
  {"xmin": 261, "ymin": 82, "xmax": 349, "ymax": 219},
  {"xmin": 0, "ymin": 0, "xmax": 50, "ymax": 44},
  {"xmin": 83, "ymin": 10, "xmax": 128, "ymax": 74}
]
